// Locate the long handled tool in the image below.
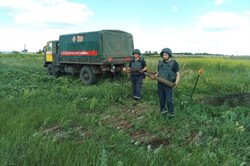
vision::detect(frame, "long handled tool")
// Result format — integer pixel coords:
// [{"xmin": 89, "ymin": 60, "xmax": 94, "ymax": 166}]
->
[{"xmin": 190, "ymin": 68, "xmax": 204, "ymax": 100}]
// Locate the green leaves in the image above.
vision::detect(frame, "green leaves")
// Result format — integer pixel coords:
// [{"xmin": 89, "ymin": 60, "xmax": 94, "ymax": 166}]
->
[{"xmin": 0, "ymin": 53, "xmax": 249, "ymax": 166}]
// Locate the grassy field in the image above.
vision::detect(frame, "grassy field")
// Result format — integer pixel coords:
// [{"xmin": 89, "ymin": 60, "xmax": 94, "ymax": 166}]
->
[{"xmin": 0, "ymin": 53, "xmax": 249, "ymax": 166}]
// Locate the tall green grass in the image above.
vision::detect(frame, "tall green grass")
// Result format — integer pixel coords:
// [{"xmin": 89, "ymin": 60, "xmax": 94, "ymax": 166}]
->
[{"xmin": 0, "ymin": 53, "xmax": 249, "ymax": 165}]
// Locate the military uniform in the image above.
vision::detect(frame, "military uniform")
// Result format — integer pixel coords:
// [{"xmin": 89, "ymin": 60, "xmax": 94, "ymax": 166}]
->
[
  {"xmin": 157, "ymin": 48, "xmax": 179, "ymax": 119},
  {"xmin": 129, "ymin": 57, "xmax": 147, "ymax": 100}
]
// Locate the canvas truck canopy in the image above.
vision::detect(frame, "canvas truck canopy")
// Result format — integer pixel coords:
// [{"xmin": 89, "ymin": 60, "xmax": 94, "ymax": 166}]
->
[
  {"xmin": 100, "ymin": 30, "xmax": 133, "ymax": 58},
  {"xmin": 58, "ymin": 30, "xmax": 133, "ymax": 58}
]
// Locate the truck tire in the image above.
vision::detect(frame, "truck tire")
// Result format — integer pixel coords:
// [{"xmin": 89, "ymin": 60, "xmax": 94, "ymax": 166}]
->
[
  {"xmin": 47, "ymin": 64, "xmax": 59, "ymax": 77},
  {"xmin": 80, "ymin": 66, "xmax": 97, "ymax": 85}
]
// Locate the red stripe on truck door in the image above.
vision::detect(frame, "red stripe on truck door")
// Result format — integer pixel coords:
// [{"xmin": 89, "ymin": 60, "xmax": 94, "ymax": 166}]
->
[{"xmin": 61, "ymin": 51, "xmax": 98, "ymax": 56}]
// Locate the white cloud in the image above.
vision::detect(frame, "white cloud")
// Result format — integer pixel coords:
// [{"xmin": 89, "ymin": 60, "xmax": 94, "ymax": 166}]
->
[
  {"xmin": 161, "ymin": 27, "xmax": 176, "ymax": 32},
  {"xmin": 197, "ymin": 12, "xmax": 248, "ymax": 31},
  {"xmin": 0, "ymin": 27, "xmax": 72, "ymax": 52},
  {"xmin": 214, "ymin": 0, "xmax": 231, "ymax": 6},
  {"xmin": 189, "ymin": 12, "xmax": 250, "ymax": 55},
  {"xmin": 172, "ymin": 5, "xmax": 178, "ymax": 12},
  {"xmin": 0, "ymin": 0, "xmax": 94, "ymax": 27},
  {"xmin": 0, "ymin": 1, "xmax": 249, "ymax": 55},
  {"xmin": 214, "ymin": 0, "xmax": 224, "ymax": 5},
  {"xmin": 0, "ymin": 0, "xmax": 94, "ymax": 52},
  {"xmin": 146, "ymin": 11, "xmax": 250, "ymax": 55},
  {"xmin": 244, "ymin": 10, "xmax": 250, "ymax": 15}
]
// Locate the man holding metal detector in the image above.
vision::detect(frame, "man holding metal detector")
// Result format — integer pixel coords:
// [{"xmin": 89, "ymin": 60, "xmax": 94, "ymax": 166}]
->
[
  {"xmin": 128, "ymin": 49, "xmax": 147, "ymax": 101},
  {"xmin": 151, "ymin": 48, "xmax": 180, "ymax": 119}
]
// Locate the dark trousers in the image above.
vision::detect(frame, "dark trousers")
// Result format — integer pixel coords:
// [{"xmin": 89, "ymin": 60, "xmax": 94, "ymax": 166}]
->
[
  {"xmin": 158, "ymin": 84, "xmax": 174, "ymax": 114},
  {"xmin": 131, "ymin": 75, "xmax": 144, "ymax": 99}
]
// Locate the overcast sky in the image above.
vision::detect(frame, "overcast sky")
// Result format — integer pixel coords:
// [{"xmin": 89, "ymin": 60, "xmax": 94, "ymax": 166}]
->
[{"xmin": 0, "ymin": 0, "xmax": 250, "ymax": 55}]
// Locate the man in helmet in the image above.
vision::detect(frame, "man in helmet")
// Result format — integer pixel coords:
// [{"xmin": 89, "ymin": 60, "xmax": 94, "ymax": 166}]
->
[
  {"xmin": 151, "ymin": 48, "xmax": 180, "ymax": 119},
  {"xmin": 128, "ymin": 49, "xmax": 147, "ymax": 101}
]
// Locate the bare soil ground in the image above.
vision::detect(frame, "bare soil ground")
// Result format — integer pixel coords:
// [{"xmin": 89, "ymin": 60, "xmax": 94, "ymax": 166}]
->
[{"xmin": 196, "ymin": 93, "xmax": 250, "ymax": 107}]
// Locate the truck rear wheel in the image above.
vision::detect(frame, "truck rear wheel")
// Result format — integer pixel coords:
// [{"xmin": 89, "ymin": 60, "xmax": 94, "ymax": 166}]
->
[
  {"xmin": 47, "ymin": 64, "xmax": 59, "ymax": 77},
  {"xmin": 80, "ymin": 66, "xmax": 97, "ymax": 85}
]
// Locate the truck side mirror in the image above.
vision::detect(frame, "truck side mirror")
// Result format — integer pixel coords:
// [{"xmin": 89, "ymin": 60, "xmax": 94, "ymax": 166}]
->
[{"xmin": 42, "ymin": 46, "xmax": 46, "ymax": 53}]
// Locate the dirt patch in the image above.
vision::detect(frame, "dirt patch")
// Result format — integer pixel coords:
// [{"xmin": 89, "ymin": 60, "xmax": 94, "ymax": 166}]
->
[
  {"xmin": 196, "ymin": 93, "xmax": 250, "ymax": 107},
  {"xmin": 101, "ymin": 105, "xmax": 170, "ymax": 148},
  {"xmin": 38, "ymin": 125, "xmax": 93, "ymax": 143}
]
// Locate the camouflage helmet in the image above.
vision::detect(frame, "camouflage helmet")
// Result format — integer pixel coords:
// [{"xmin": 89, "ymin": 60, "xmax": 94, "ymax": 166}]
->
[
  {"xmin": 160, "ymin": 48, "xmax": 172, "ymax": 57},
  {"xmin": 132, "ymin": 49, "xmax": 141, "ymax": 55}
]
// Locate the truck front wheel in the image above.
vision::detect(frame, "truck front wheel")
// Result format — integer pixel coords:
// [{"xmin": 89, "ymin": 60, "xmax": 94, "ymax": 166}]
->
[
  {"xmin": 47, "ymin": 64, "xmax": 59, "ymax": 77},
  {"xmin": 80, "ymin": 66, "xmax": 97, "ymax": 85}
]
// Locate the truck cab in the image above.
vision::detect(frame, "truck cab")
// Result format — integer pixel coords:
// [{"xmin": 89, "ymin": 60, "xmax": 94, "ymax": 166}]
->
[{"xmin": 43, "ymin": 40, "xmax": 60, "ymax": 76}]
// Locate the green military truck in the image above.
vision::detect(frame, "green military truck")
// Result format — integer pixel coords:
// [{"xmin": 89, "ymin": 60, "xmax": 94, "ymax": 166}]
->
[{"xmin": 43, "ymin": 30, "xmax": 134, "ymax": 85}]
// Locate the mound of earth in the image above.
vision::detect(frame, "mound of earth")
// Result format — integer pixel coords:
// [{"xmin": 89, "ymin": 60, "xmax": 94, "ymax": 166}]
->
[{"xmin": 196, "ymin": 93, "xmax": 250, "ymax": 107}]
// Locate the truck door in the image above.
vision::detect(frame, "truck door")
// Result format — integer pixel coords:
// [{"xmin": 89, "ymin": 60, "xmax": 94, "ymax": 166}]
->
[
  {"xmin": 45, "ymin": 42, "xmax": 53, "ymax": 62},
  {"xmin": 45, "ymin": 41, "xmax": 59, "ymax": 63}
]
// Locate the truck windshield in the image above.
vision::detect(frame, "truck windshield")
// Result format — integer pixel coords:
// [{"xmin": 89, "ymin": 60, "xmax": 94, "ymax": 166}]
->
[{"xmin": 47, "ymin": 42, "xmax": 52, "ymax": 51}]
